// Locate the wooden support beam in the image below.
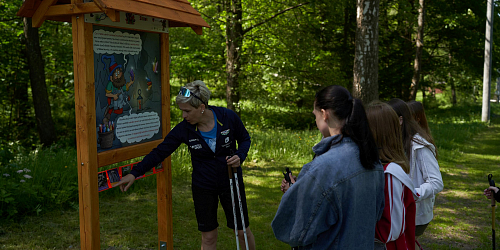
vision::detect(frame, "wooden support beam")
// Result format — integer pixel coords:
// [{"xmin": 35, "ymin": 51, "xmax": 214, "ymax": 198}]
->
[
  {"xmin": 32, "ymin": 0, "xmax": 59, "ymax": 27},
  {"xmin": 93, "ymin": 0, "xmax": 108, "ymax": 9},
  {"xmin": 92, "ymin": 0, "xmax": 119, "ymax": 22},
  {"xmin": 72, "ymin": 12, "xmax": 100, "ymax": 250},
  {"xmin": 102, "ymin": 0, "xmax": 209, "ymax": 28},
  {"xmin": 190, "ymin": 25, "xmax": 202, "ymax": 35},
  {"xmin": 157, "ymin": 32, "xmax": 173, "ymax": 250},
  {"xmin": 45, "ymin": 3, "xmax": 102, "ymax": 17},
  {"xmin": 133, "ymin": 0, "xmax": 200, "ymax": 16},
  {"xmin": 97, "ymin": 139, "xmax": 163, "ymax": 167},
  {"xmin": 105, "ymin": 10, "xmax": 120, "ymax": 22}
]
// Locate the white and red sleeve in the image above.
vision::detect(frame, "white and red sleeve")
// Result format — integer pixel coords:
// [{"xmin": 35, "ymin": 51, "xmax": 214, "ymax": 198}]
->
[{"xmin": 375, "ymin": 173, "xmax": 407, "ymax": 243}]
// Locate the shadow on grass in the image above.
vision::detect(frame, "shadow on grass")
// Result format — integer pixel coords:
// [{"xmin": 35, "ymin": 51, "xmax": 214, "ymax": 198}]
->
[
  {"xmin": 95, "ymin": 161, "xmax": 294, "ymax": 250},
  {"xmin": 418, "ymin": 122, "xmax": 500, "ymax": 250}
]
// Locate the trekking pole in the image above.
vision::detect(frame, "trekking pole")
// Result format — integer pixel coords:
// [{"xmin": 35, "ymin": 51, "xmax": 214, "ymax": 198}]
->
[
  {"xmin": 232, "ymin": 166, "xmax": 250, "ymax": 250},
  {"xmin": 228, "ymin": 163, "xmax": 240, "ymax": 250},
  {"xmin": 489, "ymin": 174, "xmax": 496, "ymax": 250}
]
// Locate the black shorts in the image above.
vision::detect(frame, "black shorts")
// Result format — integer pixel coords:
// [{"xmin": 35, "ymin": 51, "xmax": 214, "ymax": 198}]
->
[
  {"xmin": 192, "ymin": 181, "xmax": 250, "ymax": 232},
  {"xmin": 415, "ymin": 223, "xmax": 429, "ymax": 237}
]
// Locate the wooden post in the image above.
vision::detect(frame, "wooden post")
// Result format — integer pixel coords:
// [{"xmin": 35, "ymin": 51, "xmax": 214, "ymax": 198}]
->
[
  {"xmin": 72, "ymin": 11, "xmax": 100, "ymax": 250},
  {"xmin": 157, "ymin": 33, "xmax": 173, "ymax": 250}
]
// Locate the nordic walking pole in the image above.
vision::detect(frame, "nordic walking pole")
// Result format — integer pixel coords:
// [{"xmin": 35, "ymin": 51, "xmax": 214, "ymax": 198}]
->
[
  {"xmin": 232, "ymin": 166, "xmax": 250, "ymax": 250},
  {"xmin": 489, "ymin": 174, "xmax": 496, "ymax": 250},
  {"xmin": 228, "ymin": 162, "xmax": 240, "ymax": 250}
]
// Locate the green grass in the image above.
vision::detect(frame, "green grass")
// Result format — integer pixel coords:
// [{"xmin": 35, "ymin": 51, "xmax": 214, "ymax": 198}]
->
[
  {"xmin": 1, "ymin": 102, "xmax": 500, "ymax": 249},
  {"xmin": 416, "ymin": 103, "xmax": 500, "ymax": 250}
]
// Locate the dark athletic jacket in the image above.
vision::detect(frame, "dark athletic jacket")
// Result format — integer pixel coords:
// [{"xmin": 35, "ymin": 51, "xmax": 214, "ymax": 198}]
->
[{"xmin": 130, "ymin": 106, "xmax": 251, "ymax": 190}]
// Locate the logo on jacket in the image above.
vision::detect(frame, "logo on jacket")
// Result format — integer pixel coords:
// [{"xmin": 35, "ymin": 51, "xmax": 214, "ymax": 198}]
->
[
  {"xmin": 221, "ymin": 129, "xmax": 230, "ymax": 135},
  {"xmin": 225, "ymin": 137, "xmax": 229, "ymax": 143},
  {"xmin": 190, "ymin": 144, "xmax": 202, "ymax": 150}
]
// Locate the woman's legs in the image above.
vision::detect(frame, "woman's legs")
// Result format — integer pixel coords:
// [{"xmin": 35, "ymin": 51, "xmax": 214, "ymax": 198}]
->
[
  {"xmin": 415, "ymin": 223, "xmax": 429, "ymax": 250},
  {"xmin": 236, "ymin": 226, "xmax": 256, "ymax": 250},
  {"xmin": 201, "ymin": 228, "xmax": 218, "ymax": 250}
]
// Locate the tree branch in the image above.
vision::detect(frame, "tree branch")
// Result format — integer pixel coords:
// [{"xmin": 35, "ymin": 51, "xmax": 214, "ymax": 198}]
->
[
  {"xmin": 242, "ymin": 2, "xmax": 309, "ymax": 35},
  {"xmin": 0, "ymin": 17, "xmax": 22, "ymax": 22},
  {"xmin": 199, "ymin": 11, "xmax": 226, "ymax": 25}
]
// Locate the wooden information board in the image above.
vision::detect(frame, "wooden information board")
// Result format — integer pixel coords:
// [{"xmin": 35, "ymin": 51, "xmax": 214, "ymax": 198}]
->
[{"xmin": 17, "ymin": 1, "xmax": 209, "ymax": 249}]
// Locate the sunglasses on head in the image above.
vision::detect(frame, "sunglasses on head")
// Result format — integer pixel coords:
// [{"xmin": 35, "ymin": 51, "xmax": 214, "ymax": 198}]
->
[{"xmin": 179, "ymin": 87, "xmax": 206, "ymax": 106}]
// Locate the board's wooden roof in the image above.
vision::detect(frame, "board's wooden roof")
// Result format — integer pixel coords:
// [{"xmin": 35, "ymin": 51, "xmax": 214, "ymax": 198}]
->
[{"xmin": 17, "ymin": 0, "xmax": 209, "ymax": 34}]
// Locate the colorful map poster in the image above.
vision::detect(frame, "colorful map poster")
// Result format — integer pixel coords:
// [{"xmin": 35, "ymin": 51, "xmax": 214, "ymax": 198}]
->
[{"xmin": 93, "ymin": 26, "xmax": 163, "ymax": 152}]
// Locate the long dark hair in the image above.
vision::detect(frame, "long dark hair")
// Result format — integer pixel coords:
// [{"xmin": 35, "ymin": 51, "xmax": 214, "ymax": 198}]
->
[
  {"xmin": 315, "ymin": 85, "xmax": 380, "ymax": 169},
  {"xmin": 407, "ymin": 100, "xmax": 434, "ymax": 145},
  {"xmin": 387, "ymin": 98, "xmax": 436, "ymax": 160}
]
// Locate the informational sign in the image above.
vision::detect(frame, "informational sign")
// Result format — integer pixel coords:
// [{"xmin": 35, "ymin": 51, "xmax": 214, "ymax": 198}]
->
[
  {"xmin": 85, "ymin": 10, "xmax": 169, "ymax": 34},
  {"xmin": 93, "ymin": 26, "xmax": 163, "ymax": 152},
  {"xmin": 98, "ymin": 161, "xmax": 164, "ymax": 192}
]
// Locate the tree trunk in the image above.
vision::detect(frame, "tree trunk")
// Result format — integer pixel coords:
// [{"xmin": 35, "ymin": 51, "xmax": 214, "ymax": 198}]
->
[
  {"xmin": 421, "ymin": 73, "xmax": 426, "ymax": 99},
  {"xmin": 353, "ymin": 0, "xmax": 380, "ymax": 104},
  {"xmin": 450, "ymin": 77, "xmax": 457, "ymax": 105},
  {"xmin": 422, "ymin": 83, "xmax": 426, "ymax": 99},
  {"xmin": 400, "ymin": 1, "xmax": 414, "ymax": 100},
  {"xmin": 341, "ymin": 3, "xmax": 355, "ymax": 89},
  {"xmin": 496, "ymin": 78, "xmax": 500, "ymax": 103},
  {"xmin": 482, "ymin": 0, "xmax": 494, "ymax": 122},
  {"xmin": 23, "ymin": 17, "xmax": 57, "ymax": 146},
  {"xmin": 410, "ymin": 0, "xmax": 425, "ymax": 100},
  {"xmin": 449, "ymin": 53, "xmax": 457, "ymax": 106},
  {"xmin": 226, "ymin": 0, "xmax": 243, "ymax": 116}
]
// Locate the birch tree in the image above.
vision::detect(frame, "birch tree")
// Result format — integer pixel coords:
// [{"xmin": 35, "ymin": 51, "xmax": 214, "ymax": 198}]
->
[{"xmin": 353, "ymin": 0, "xmax": 380, "ymax": 104}]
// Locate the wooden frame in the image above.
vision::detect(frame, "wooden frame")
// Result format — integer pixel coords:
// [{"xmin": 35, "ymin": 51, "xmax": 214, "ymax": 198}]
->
[
  {"xmin": 18, "ymin": 0, "xmax": 208, "ymax": 249},
  {"xmin": 72, "ymin": 11, "xmax": 100, "ymax": 250},
  {"xmin": 18, "ymin": 0, "xmax": 210, "ymax": 29},
  {"xmin": 157, "ymin": 32, "xmax": 173, "ymax": 248},
  {"xmin": 72, "ymin": 16, "xmax": 173, "ymax": 250}
]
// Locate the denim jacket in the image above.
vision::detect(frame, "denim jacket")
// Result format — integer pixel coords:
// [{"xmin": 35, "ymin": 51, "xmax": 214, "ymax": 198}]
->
[{"xmin": 272, "ymin": 135, "xmax": 385, "ymax": 249}]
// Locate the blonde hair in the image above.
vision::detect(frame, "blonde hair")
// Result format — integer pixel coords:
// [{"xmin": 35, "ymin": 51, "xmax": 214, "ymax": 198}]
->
[
  {"xmin": 366, "ymin": 101, "xmax": 410, "ymax": 173},
  {"xmin": 175, "ymin": 80, "xmax": 211, "ymax": 108}
]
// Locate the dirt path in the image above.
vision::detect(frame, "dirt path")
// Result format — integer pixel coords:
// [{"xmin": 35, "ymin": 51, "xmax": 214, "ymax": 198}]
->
[{"xmin": 418, "ymin": 122, "xmax": 500, "ymax": 250}]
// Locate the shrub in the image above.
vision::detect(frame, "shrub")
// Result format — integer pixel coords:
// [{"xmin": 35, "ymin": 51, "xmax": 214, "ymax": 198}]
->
[{"xmin": 0, "ymin": 142, "xmax": 78, "ymax": 221}]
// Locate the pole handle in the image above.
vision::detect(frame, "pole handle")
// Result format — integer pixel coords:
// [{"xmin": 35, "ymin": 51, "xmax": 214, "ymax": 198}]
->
[
  {"xmin": 489, "ymin": 174, "xmax": 496, "ymax": 250},
  {"xmin": 489, "ymin": 174, "xmax": 496, "ymax": 206},
  {"xmin": 227, "ymin": 150, "xmax": 235, "ymax": 179}
]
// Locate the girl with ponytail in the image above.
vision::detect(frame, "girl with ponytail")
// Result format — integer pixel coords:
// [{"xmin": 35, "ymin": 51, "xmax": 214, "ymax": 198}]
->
[{"xmin": 272, "ymin": 85, "xmax": 385, "ymax": 249}]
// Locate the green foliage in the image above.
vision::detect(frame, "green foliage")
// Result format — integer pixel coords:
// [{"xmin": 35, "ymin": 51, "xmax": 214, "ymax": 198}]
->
[
  {"xmin": 0, "ymin": 0, "xmax": 35, "ymax": 147},
  {"xmin": 2, "ymin": 0, "xmax": 499, "ymax": 148},
  {"xmin": 0, "ymin": 142, "xmax": 78, "ymax": 221},
  {"xmin": 241, "ymin": 100, "xmax": 315, "ymax": 129},
  {"xmin": 0, "ymin": 2, "xmax": 74, "ymax": 148}
]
